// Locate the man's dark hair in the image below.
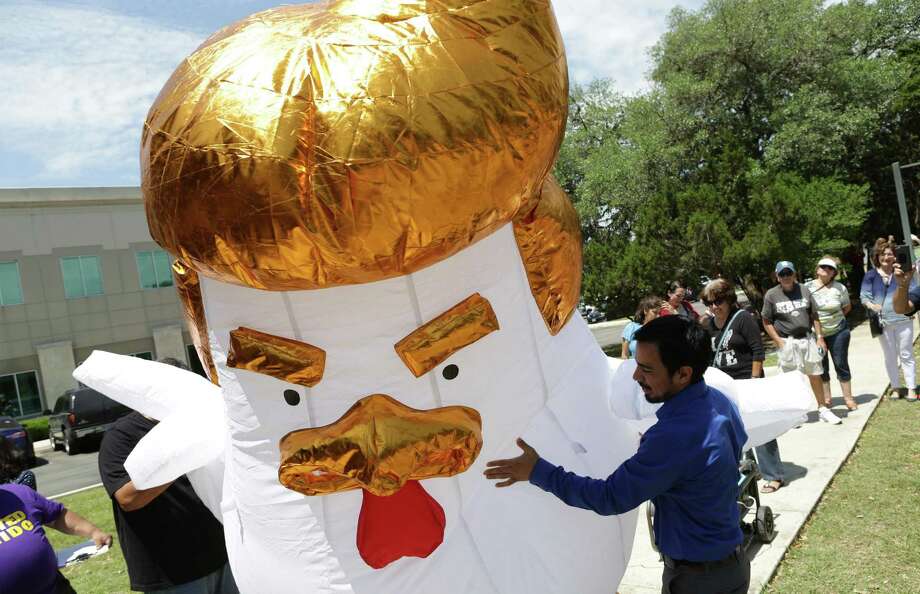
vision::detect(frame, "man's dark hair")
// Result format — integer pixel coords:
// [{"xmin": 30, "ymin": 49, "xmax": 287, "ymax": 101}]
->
[
  {"xmin": 158, "ymin": 357, "xmax": 189, "ymax": 370},
  {"xmin": 634, "ymin": 315, "xmax": 711, "ymax": 383}
]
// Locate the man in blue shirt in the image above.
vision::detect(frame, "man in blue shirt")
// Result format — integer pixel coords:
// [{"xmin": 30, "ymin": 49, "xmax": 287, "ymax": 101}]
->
[{"xmin": 484, "ymin": 316, "xmax": 750, "ymax": 593}]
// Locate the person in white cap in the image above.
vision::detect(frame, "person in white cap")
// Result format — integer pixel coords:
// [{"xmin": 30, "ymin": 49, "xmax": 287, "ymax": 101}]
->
[
  {"xmin": 806, "ymin": 256, "xmax": 856, "ymax": 410},
  {"xmin": 762, "ymin": 261, "xmax": 841, "ymax": 424}
]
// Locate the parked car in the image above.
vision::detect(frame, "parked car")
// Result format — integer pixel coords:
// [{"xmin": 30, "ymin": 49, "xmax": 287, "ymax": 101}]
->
[
  {"xmin": 0, "ymin": 416, "xmax": 36, "ymax": 467},
  {"xmin": 578, "ymin": 303, "xmax": 607, "ymax": 324},
  {"xmin": 48, "ymin": 387, "xmax": 132, "ymax": 455}
]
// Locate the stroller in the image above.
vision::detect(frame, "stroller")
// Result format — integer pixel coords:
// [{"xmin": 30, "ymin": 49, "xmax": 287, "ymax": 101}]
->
[{"xmin": 647, "ymin": 455, "xmax": 776, "ymax": 553}]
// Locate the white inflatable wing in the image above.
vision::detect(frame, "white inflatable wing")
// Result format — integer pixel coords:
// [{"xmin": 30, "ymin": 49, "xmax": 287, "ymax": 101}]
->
[
  {"xmin": 733, "ymin": 372, "xmax": 814, "ymax": 449},
  {"xmin": 73, "ymin": 351, "xmax": 220, "ymax": 420},
  {"xmin": 608, "ymin": 358, "xmax": 815, "ymax": 448},
  {"xmin": 73, "ymin": 351, "xmax": 226, "ymax": 516}
]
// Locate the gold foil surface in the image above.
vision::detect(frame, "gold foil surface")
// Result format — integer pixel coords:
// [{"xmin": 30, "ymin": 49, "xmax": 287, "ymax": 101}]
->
[
  {"xmin": 395, "ymin": 293, "xmax": 499, "ymax": 378},
  {"xmin": 172, "ymin": 261, "xmax": 219, "ymax": 384},
  {"xmin": 512, "ymin": 175, "xmax": 582, "ymax": 335},
  {"xmin": 141, "ymin": 0, "xmax": 568, "ymax": 291},
  {"xmin": 227, "ymin": 327, "xmax": 326, "ymax": 387},
  {"xmin": 279, "ymin": 394, "xmax": 482, "ymax": 497}
]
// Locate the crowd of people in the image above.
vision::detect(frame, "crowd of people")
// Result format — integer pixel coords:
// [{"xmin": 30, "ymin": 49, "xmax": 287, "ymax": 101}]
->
[{"xmin": 619, "ymin": 241, "xmax": 920, "ymax": 494}]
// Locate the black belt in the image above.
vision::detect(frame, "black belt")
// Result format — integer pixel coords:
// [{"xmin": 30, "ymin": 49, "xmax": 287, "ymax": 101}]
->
[{"xmin": 662, "ymin": 547, "xmax": 743, "ymax": 573}]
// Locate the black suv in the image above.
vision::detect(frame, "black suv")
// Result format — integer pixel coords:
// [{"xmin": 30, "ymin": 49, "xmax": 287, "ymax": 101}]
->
[{"xmin": 48, "ymin": 388, "xmax": 131, "ymax": 455}]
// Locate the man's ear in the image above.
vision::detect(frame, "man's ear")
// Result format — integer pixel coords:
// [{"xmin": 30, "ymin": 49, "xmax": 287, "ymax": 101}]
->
[{"xmin": 673, "ymin": 365, "xmax": 694, "ymax": 388}]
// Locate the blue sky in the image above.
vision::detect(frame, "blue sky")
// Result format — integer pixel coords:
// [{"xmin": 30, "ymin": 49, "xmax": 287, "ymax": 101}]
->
[{"xmin": 0, "ymin": 0, "xmax": 705, "ymax": 188}]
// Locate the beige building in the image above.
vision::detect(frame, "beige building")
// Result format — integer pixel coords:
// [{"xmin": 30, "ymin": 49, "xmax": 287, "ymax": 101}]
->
[{"xmin": 0, "ymin": 187, "xmax": 199, "ymax": 418}]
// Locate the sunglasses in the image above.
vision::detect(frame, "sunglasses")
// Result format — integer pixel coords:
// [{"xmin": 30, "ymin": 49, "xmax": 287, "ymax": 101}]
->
[
  {"xmin": 818, "ymin": 265, "xmax": 836, "ymax": 272},
  {"xmin": 703, "ymin": 298, "xmax": 725, "ymax": 307},
  {"xmin": 777, "ymin": 271, "xmax": 795, "ymax": 278}
]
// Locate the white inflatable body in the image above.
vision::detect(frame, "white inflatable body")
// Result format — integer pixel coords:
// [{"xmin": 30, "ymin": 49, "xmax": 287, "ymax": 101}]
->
[
  {"xmin": 75, "ymin": 225, "xmax": 815, "ymax": 593},
  {"xmin": 78, "ymin": 226, "xmax": 639, "ymax": 593}
]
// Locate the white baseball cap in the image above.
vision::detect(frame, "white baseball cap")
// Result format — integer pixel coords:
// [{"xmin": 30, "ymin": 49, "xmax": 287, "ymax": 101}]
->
[{"xmin": 817, "ymin": 257, "xmax": 837, "ymax": 270}]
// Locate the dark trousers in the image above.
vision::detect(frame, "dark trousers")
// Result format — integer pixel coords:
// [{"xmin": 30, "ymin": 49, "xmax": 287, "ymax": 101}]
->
[
  {"xmin": 820, "ymin": 321, "xmax": 852, "ymax": 382},
  {"xmin": 661, "ymin": 549, "xmax": 750, "ymax": 594}
]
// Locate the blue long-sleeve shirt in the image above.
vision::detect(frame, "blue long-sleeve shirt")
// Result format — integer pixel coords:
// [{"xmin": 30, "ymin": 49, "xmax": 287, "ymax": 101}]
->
[{"xmin": 529, "ymin": 380, "xmax": 747, "ymax": 562}]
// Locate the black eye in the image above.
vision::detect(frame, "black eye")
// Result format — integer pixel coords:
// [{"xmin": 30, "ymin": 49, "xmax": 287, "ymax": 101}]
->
[
  {"xmin": 283, "ymin": 389, "xmax": 300, "ymax": 406},
  {"xmin": 442, "ymin": 364, "xmax": 459, "ymax": 380}
]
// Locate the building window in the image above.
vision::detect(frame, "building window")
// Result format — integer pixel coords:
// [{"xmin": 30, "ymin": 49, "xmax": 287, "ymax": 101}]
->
[
  {"xmin": 60, "ymin": 256, "xmax": 104, "ymax": 299},
  {"xmin": 135, "ymin": 250, "xmax": 174, "ymax": 289},
  {"xmin": 0, "ymin": 261, "xmax": 24, "ymax": 306},
  {"xmin": 0, "ymin": 371, "xmax": 43, "ymax": 418},
  {"xmin": 186, "ymin": 344, "xmax": 208, "ymax": 378},
  {"xmin": 129, "ymin": 352, "xmax": 153, "ymax": 361}
]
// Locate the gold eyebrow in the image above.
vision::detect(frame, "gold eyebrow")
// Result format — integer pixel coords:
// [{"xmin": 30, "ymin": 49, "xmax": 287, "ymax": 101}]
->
[
  {"xmin": 227, "ymin": 327, "xmax": 326, "ymax": 387},
  {"xmin": 395, "ymin": 293, "xmax": 499, "ymax": 378}
]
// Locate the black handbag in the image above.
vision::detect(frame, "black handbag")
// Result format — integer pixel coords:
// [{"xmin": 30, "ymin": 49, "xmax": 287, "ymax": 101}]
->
[{"xmin": 868, "ymin": 309, "xmax": 883, "ymax": 338}]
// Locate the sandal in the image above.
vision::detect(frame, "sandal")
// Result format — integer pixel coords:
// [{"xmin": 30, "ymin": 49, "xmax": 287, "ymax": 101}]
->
[
  {"xmin": 760, "ymin": 480, "xmax": 783, "ymax": 494},
  {"xmin": 844, "ymin": 396, "xmax": 858, "ymax": 410}
]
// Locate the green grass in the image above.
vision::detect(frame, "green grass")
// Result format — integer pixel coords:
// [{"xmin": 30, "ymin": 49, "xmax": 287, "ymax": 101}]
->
[
  {"xmin": 46, "ymin": 487, "xmax": 131, "ymax": 593},
  {"xmin": 765, "ymin": 385, "xmax": 920, "ymax": 592}
]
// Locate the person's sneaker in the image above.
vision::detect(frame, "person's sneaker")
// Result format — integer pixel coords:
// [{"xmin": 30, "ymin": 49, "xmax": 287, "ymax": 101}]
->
[
  {"xmin": 908, "ymin": 392, "xmax": 918, "ymax": 402},
  {"xmin": 890, "ymin": 390, "xmax": 902, "ymax": 400},
  {"xmin": 819, "ymin": 406, "xmax": 842, "ymax": 425}
]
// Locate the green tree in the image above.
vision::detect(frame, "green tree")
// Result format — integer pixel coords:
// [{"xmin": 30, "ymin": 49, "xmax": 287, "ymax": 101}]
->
[{"xmin": 563, "ymin": 0, "xmax": 918, "ymax": 318}]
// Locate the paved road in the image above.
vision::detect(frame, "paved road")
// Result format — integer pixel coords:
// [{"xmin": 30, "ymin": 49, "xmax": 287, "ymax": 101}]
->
[{"xmin": 32, "ymin": 445, "xmax": 102, "ymax": 499}]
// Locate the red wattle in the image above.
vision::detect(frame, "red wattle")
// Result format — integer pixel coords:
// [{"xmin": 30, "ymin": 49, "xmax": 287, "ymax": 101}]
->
[{"xmin": 356, "ymin": 480, "xmax": 446, "ymax": 569}]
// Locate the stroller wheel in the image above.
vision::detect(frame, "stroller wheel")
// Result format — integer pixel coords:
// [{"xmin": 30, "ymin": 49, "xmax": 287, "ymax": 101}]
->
[{"xmin": 755, "ymin": 505, "xmax": 775, "ymax": 543}]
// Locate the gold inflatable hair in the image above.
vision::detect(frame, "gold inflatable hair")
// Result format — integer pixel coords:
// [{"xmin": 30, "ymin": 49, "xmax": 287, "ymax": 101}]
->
[{"xmin": 147, "ymin": 0, "xmax": 581, "ymax": 366}]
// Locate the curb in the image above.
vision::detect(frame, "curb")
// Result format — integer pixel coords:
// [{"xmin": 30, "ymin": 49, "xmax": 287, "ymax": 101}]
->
[{"xmin": 49, "ymin": 482, "xmax": 103, "ymax": 500}]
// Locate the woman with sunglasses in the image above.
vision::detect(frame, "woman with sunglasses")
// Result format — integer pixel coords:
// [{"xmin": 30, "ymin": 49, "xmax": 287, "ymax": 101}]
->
[
  {"xmin": 762, "ymin": 261, "xmax": 840, "ymax": 425},
  {"xmin": 700, "ymin": 280, "xmax": 783, "ymax": 492},
  {"xmin": 861, "ymin": 241, "xmax": 918, "ymax": 401},
  {"xmin": 806, "ymin": 256, "xmax": 856, "ymax": 410}
]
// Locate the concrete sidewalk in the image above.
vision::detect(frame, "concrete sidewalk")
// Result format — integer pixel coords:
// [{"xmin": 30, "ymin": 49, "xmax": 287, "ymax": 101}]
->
[{"xmin": 618, "ymin": 321, "xmax": 891, "ymax": 593}]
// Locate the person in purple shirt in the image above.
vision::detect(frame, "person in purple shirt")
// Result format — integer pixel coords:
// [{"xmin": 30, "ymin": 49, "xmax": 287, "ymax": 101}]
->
[
  {"xmin": 484, "ymin": 316, "xmax": 749, "ymax": 594},
  {"xmin": 0, "ymin": 483, "xmax": 112, "ymax": 594}
]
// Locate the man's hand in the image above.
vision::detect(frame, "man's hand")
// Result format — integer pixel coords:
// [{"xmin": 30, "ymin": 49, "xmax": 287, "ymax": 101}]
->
[
  {"xmin": 894, "ymin": 262, "xmax": 913, "ymax": 287},
  {"xmin": 817, "ymin": 336, "xmax": 828, "ymax": 355},
  {"xmin": 91, "ymin": 528, "xmax": 113, "ymax": 548},
  {"xmin": 483, "ymin": 438, "xmax": 539, "ymax": 487}
]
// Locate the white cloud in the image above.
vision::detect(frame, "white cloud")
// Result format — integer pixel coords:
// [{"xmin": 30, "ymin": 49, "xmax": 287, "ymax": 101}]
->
[
  {"xmin": 554, "ymin": 0, "xmax": 706, "ymax": 94},
  {"xmin": 0, "ymin": 0, "xmax": 706, "ymax": 186},
  {"xmin": 0, "ymin": 2, "xmax": 202, "ymax": 185}
]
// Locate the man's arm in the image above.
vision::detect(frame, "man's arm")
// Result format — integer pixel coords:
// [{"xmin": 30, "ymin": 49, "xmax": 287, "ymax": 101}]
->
[
  {"xmin": 620, "ymin": 340, "xmax": 630, "ymax": 359},
  {"xmin": 99, "ymin": 421, "xmax": 173, "ymax": 512},
  {"xmin": 49, "ymin": 509, "xmax": 112, "ymax": 548},
  {"xmin": 113, "ymin": 481, "xmax": 174, "ymax": 512},
  {"xmin": 485, "ymin": 429, "xmax": 687, "ymax": 516},
  {"xmin": 763, "ymin": 321, "xmax": 784, "ymax": 351},
  {"xmin": 893, "ymin": 263, "xmax": 916, "ymax": 314}
]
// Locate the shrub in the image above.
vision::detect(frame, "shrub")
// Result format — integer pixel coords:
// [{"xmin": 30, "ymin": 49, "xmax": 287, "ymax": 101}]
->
[{"xmin": 22, "ymin": 416, "xmax": 49, "ymax": 442}]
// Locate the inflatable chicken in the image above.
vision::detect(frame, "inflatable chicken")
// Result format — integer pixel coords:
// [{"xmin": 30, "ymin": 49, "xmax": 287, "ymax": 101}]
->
[{"xmin": 73, "ymin": 1, "xmax": 814, "ymax": 592}]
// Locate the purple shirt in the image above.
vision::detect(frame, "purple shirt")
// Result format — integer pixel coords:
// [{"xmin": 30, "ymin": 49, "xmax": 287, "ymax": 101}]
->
[{"xmin": 0, "ymin": 483, "xmax": 65, "ymax": 594}]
